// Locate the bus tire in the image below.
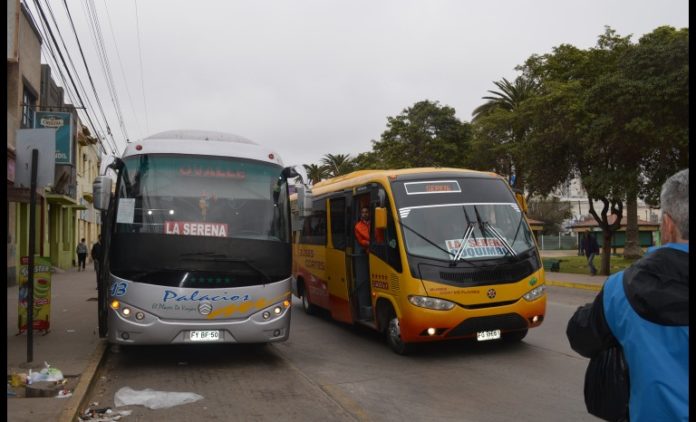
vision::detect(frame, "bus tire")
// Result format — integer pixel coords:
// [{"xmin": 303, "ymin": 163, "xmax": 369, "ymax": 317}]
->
[
  {"xmin": 385, "ymin": 312, "xmax": 411, "ymax": 355},
  {"xmin": 300, "ymin": 280, "xmax": 317, "ymax": 315},
  {"xmin": 503, "ymin": 328, "xmax": 528, "ymax": 342}
]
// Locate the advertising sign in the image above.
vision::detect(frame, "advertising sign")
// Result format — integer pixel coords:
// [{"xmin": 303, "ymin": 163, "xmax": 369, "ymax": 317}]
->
[
  {"xmin": 18, "ymin": 256, "xmax": 52, "ymax": 333},
  {"xmin": 34, "ymin": 111, "xmax": 73, "ymax": 165}
]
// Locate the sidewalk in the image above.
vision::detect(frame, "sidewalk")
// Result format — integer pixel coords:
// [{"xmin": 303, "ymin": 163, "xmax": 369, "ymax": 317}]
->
[
  {"xmin": 7, "ymin": 265, "xmax": 107, "ymax": 422},
  {"xmin": 539, "ymin": 250, "xmax": 607, "ymax": 291}
]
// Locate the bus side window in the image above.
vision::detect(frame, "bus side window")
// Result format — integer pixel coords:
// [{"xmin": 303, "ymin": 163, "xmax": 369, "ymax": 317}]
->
[
  {"xmin": 329, "ymin": 197, "xmax": 346, "ymax": 250},
  {"xmin": 300, "ymin": 199, "xmax": 327, "ymax": 245},
  {"xmin": 370, "ymin": 200, "xmax": 402, "ymax": 273}
]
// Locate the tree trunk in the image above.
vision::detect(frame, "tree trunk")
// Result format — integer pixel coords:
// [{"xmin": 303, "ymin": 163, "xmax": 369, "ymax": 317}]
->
[
  {"xmin": 623, "ymin": 190, "xmax": 643, "ymax": 259},
  {"xmin": 600, "ymin": 229, "xmax": 613, "ymax": 276}
]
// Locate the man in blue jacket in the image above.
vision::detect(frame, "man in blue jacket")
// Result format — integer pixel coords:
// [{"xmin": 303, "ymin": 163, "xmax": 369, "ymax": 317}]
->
[{"xmin": 566, "ymin": 168, "xmax": 689, "ymax": 421}]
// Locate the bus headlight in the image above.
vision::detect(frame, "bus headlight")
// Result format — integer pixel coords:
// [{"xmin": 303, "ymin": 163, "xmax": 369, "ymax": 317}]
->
[
  {"xmin": 523, "ymin": 285, "xmax": 546, "ymax": 301},
  {"xmin": 408, "ymin": 295, "xmax": 455, "ymax": 311}
]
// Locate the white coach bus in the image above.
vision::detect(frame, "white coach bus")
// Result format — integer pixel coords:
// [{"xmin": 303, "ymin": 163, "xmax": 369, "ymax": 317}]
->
[{"xmin": 92, "ymin": 130, "xmax": 311, "ymax": 345}]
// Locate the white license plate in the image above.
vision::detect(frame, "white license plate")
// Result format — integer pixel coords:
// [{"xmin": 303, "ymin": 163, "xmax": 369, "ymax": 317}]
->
[
  {"xmin": 476, "ymin": 329, "xmax": 501, "ymax": 342},
  {"xmin": 189, "ymin": 330, "xmax": 220, "ymax": 342}
]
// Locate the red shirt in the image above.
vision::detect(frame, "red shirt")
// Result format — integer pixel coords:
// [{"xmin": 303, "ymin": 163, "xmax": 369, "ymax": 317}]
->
[{"xmin": 355, "ymin": 220, "xmax": 370, "ymax": 251}]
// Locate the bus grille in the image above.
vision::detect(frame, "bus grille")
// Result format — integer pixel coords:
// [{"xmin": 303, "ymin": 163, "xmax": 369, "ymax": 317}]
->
[{"xmin": 439, "ymin": 261, "xmax": 534, "ymax": 286}]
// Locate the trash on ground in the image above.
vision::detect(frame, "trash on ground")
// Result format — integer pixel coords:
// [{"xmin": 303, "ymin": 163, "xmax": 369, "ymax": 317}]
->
[
  {"xmin": 55, "ymin": 388, "xmax": 73, "ymax": 398},
  {"xmin": 9, "ymin": 372, "xmax": 28, "ymax": 387},
  {"xmin": 28, "ymin": 362, "xmax": 64, "ymax": 384},
  {"xmin": 114, "ymin": 386, "xmax": 203, "ymax": 409},
  {"xmin": 79, "ymin": 406, "xmax": 132, "ymax": 421}
]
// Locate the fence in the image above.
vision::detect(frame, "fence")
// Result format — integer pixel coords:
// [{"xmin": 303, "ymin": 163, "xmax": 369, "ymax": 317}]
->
[{"xmin": 538, "ymin": 233, "xmax": 578, "ymax": 250}]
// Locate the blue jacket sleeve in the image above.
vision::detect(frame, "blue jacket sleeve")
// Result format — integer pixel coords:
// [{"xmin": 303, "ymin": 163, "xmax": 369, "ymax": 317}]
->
[{"xmin": 566, "ymin": 288, "xmax": 619, "ymax": 358}]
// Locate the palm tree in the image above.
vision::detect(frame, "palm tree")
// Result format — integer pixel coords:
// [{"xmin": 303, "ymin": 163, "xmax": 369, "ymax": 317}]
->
[
  {"xmin": 472, "ymin": 76, "xmax": 539, "ymax": 121},
  {"xmin": 320, "ymin": 153, "xmax": 355, "ymax": 177},
  {"xmin": 471, "ymin": 76, "xmax": 539, "ymax": 191},
  {"xmin": 303, "ymin": 164, "xmax": 329, "ymax": 184}
]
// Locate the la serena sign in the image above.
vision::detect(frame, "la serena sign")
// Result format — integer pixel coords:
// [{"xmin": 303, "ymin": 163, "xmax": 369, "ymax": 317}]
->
[{"xmin": 164, "ymin": 221, "xmax": 229, "ymax": 238}]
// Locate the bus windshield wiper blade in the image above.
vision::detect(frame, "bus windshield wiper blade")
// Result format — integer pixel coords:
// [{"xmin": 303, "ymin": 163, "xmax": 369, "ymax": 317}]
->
[
  {"xmin": 472, "ymin": 205, "xmax": 516, "ymax": 257},
  {"xmin": 399, "ymin": 221, "xmax": 475, "ymax": 266}
]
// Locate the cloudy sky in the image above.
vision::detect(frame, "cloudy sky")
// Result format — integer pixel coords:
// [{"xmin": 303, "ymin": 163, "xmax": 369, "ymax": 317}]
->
[{"xmin": 33, "ymin": 0, "xmax": 688, "ymax": 167}]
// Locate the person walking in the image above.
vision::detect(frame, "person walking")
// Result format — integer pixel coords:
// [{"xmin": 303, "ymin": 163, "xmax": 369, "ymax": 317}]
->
[
  {"xmin": 76, "ymin": 238, "xmax": 88, "ymax": 271},
  {"xmin": 580, "ymin": 232, "xmax": 600, "ymax": 275},
  {"xmin": 566, "ymin": 169, "xmax": 689, "ymax": 421}
]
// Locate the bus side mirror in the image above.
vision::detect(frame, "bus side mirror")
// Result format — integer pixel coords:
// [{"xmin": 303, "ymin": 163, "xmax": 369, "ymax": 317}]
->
[
  {"xmin": 514, "ymin": 191, "xmax": 528, "ymax": 214},
  {"xmin": 296, "ymin": 185, "xmax": 313, "ymax": 217},
  {"xmin": 93, "ymin": 176, "xmax": 112, "ymax": 211},
  {"xmin": 374, "ymin": 207, "xmax": 387, "ymax": 230}
]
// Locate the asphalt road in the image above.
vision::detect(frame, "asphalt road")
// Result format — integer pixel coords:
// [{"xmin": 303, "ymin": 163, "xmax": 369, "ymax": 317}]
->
[{"xmin": 85, "ymin": 286, "xmax": 598, "ymax": 421}]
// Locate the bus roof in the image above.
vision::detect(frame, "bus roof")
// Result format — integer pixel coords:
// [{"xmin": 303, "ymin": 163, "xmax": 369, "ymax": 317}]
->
[
  {"xmin": 121, "ymin": 129, "xmax": 284, "ymax": 166},
  {"xmin": 308, "ymin": 167, "xmax": 503, "ymax": 195}
]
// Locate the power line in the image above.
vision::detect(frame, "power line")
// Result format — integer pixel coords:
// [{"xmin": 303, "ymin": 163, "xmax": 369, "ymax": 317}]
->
[
  {"xmin": 27, "ymin": 0, "xmax": 115, "ymax": 156},
  {"xmin": 59, "ymin": 0, "xmax": 122, "ymax": 155},
  {"xmin": 101, "ymin": 0, "xmax": 143, "ymax": 139},
  {"xmin": 134, "ymin": 0, "xmax": 150, "ymax": 135},
  {"xmin": 33, "ymin": 0, "xmax": 110, "ymax": 155},
  {"xmin": 83, "ymin": 0, "xmax": 130, "ymax": 146}
]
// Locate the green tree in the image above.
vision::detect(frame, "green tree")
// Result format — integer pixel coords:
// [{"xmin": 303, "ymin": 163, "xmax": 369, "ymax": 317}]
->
[
  {"xmin": 320, "ymin": 153, "xmax": 355, "ymax": 178},
  {"xmin": 303, "ymin": 163, "xmax": 329, "ymax": 184},
  {"xmin": 372, "ymin": 100, "xmax": 471, "ymax": 168},
  {"xmin": 515, "ymin": 26, "xmax": 688, "ymax": 274}
]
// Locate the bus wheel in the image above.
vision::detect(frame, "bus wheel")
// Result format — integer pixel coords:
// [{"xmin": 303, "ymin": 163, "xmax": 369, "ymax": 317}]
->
[
  {"xmin": 301, "ymin": 282, "xmax": 317, "ymax": 315},
  {"xmin": 386, "ymin": 314, "xmax": 411, "ymax": 355},
  {"xmin": 503, "ymin": 329, "xmax": 528, "ymax": 342}
]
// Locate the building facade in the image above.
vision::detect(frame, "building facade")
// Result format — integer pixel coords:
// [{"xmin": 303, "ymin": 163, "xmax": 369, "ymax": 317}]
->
[{"xmin": 7, "ymin": 1, "xmax": 101, "ymax": 285}]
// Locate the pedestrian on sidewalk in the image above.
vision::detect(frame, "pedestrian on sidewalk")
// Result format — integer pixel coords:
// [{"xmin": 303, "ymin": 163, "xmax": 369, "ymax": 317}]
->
[
  {"xmin": 76, "ymin": 238, "xmax": 88, "ymax": 271},
  {"xmin": 566, "ymin": 168, "xmax": 689, "ymax": 421},
  {"xmin": 580, "ymin": 233, "xmax": 599, "ymax": 276}
]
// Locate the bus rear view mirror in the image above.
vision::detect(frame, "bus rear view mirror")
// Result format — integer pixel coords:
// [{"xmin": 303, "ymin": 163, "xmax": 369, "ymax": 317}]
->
[
  {"xmin": 514, "ymin": 191, "xmax": 528, "ymax": 214},
  {"xmin": 93, "ymin": 176, "xmax": 112, "ymax": 211},
  {"xmin": 296, "ymin": 185, "xmax": 313, "ymax": 217},
  {"xmin": 374, "ymin": 207, "xmax": 387, "ymax": 230}
]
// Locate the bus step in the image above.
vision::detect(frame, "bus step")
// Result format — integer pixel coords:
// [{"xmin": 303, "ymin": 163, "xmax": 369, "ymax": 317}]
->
[{"xmin": 359, "ymin": 306, "xmax": 373, "ymax": 321}]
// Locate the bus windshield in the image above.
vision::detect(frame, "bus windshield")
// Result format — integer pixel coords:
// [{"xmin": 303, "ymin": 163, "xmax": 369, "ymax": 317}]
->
[
  {"xmin": 116, "ymin": 154, "xmax": 288, "ymax": 242},
  {"xmin": 392, "ymin": 177, "xmax": 536, "ymax": 262},
  {"xmin": 110, "ymin": 154, "xmax": 291, "ymax": 287}
]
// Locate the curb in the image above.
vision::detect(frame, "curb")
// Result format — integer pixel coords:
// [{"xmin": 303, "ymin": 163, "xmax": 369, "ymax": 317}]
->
[
  {"xmin": 546, "ymin": 280, "xmax": 602, "ymax": 292},
  {"xmin": 58, "ymin": 339, "xmax": 108, "ymax": 422}
]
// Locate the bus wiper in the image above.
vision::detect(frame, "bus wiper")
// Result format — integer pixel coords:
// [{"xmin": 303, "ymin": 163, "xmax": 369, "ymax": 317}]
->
[
  {"xmin": 452, "ymin": 207, "xmax": 476, "ymax": 264},
  {"xmin": 473, "ymin": 205, "xmax": 517, "ymax": 257},
  {"xmin": 399, "ymin": 221, "xmax": 463, "ymax": 261},
  {"xmin": 180, "ymin": 253, "xmax": 272, "ymax": 283}
]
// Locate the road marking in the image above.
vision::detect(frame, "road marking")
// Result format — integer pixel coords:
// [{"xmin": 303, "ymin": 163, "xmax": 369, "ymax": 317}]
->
[{"xmin": 546, "ymin": 280, "xmax": 602, "ymax": 292}]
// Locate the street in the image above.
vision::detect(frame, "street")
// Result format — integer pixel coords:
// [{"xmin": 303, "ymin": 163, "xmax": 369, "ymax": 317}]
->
[{"xmin": 85, "ymin": 286, "xmax": 598, "ymax": 421}]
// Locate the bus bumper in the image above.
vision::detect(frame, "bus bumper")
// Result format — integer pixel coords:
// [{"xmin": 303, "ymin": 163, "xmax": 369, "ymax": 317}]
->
[
  {"xmin": 106, "ymin": 305, "xmax": 292, "ymax": 345},
  {"xmin": 398, "ymin": 294, "xmax": 546, "ymax": 343}
]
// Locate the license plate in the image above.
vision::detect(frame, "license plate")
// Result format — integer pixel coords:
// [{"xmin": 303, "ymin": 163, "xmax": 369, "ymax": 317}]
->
[
  {"xmin": 189, "ymin": 330, "xmax": 220, "ymax": 342},
  {"xmin": 476, "ymin": 329, "xmax": 501, "ymax": 342}
]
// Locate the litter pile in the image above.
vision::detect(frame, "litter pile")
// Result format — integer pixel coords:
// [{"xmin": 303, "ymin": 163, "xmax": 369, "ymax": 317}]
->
[{"xmin": 7, "ymin": 362, "xmax": 73, "ymax": 398}]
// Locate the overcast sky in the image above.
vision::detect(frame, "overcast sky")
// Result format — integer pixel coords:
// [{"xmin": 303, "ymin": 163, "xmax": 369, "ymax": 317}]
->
[{"xmin": 36, "ymin": 0, "xmax": 688, "ymax": 167}]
